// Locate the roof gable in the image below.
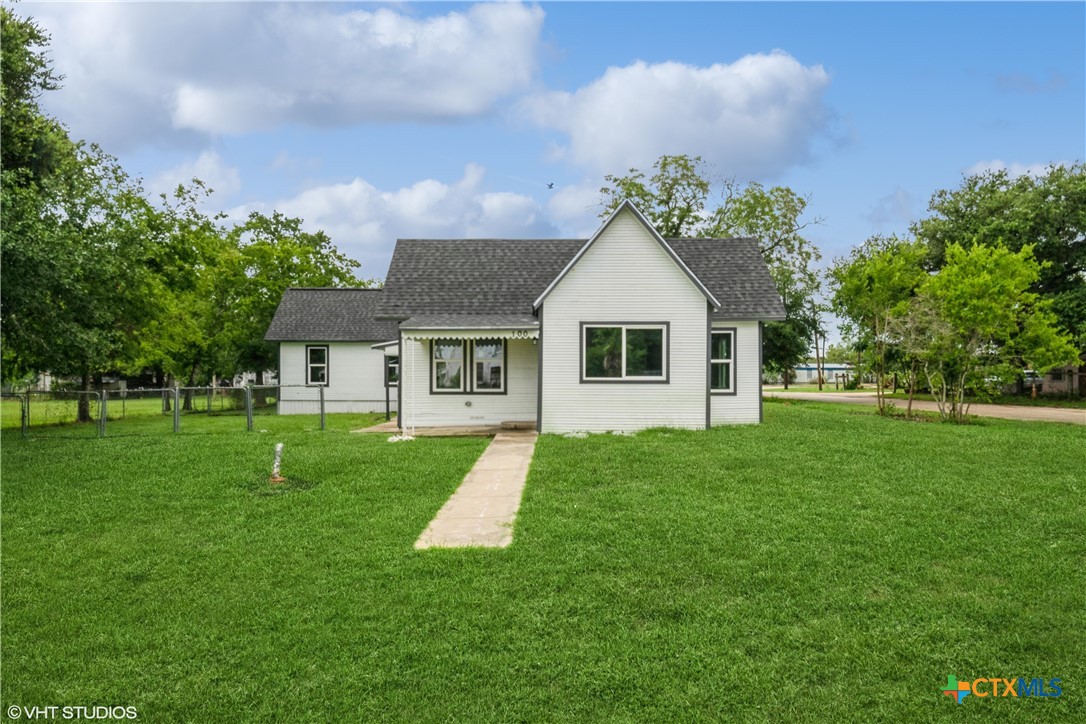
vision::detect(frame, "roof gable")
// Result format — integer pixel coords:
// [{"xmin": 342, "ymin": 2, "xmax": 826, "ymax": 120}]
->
[
  {"xmin": 264, "ymin": 288, "xmax": 400, "ymax": 342},
  {"xmin": 532, "ymin": 201, "xmax": 720, "ymax": 310}
]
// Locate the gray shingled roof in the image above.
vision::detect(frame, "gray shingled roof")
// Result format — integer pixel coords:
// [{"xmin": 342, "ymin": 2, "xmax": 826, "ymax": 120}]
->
[
  {"xmin": 670, "ymin": 239, "xmax": 787, "ymax": 320},
  {"xmin": 377, "ymin": 239, "xmax": 584, "ymax": 319},
  {"xmin": 264, "ymin": 288, "xmax": 400, "ymax": 342},
  {"xmin": 378, "ymin": 238, "xmax": 785, "ymax": 321}
]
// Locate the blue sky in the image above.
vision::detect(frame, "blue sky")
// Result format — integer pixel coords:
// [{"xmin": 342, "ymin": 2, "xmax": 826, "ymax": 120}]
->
[{"xmin": 25, "ymin": 1, "xmax": 1086, "ymax": 287}]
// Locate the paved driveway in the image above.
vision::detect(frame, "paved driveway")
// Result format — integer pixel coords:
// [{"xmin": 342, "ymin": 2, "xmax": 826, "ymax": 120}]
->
[{"xmin": 766, "ymin": 390, "xmax": 1085, "ymax": 425}]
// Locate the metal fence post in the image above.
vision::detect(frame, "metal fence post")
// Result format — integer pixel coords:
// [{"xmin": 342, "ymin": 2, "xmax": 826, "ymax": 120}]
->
[
  {"xmin": 99, "ymin": 390, "xmax": 107, "ymax": 438},
  {"xmin": 245, "ymin": 386, "xmax": 253, "ymax": 432},
  {"xmin": 173, "ymin": 387, "xmax": 180, "ymax": 433},
  {"xmin": 319, "ymin": 386, "xmax": 326, "ymax": 430},
  {"xmin": 23, "ymin": 392, "xmax": 30, "ymax": 438}
]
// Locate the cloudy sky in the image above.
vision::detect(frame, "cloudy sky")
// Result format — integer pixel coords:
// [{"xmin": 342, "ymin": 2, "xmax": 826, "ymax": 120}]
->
[{"xmin": 23, "ymin": 1, "xmax": 1086, "ymax": 281}]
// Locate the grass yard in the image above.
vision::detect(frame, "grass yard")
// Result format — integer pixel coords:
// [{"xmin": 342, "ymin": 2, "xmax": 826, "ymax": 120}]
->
[{"xmin": 2, "ymin": 402, "xmax": 1083, "ymax": 721}]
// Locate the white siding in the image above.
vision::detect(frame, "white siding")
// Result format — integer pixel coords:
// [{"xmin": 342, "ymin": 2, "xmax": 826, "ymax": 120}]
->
[
  {"xmin": 540, "ymin": 208, "xmax": 709, "ymax": 433},
  {"xmin": 710, "ymin": 321, "xmax": 761, "ymax": 425},
  {"xmin": 399, "ymin": 338, "xmax": 537, "ymax": 427},
  {"xmin": 278, "ymin": 342, "xmax": 396, "ymax": 414}
]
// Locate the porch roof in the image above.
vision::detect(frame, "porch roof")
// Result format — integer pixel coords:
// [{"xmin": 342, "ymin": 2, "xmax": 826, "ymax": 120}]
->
[{"xmin": 399, "ymin": 313, "xmax": 539, "ymax": 340}]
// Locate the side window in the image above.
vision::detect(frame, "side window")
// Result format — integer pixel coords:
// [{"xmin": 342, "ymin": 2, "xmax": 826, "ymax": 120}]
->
[
  {"xmin": 386, "ymin": 356, "xmax": 399, "ymax": 386},
  {"xmin": 307, "ymin": 346, "xmax": 328, "ymax": 386},
  {"xmin": 710, "ymin": 331, "xmax": 734, "ymax": 392}
]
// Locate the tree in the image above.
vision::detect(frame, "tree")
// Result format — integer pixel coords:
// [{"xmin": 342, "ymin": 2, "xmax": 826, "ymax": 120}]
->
[
  {"xmin": 223, "ymin": 211, "xmax": 363, "ymax": 382},
  {"xmin": 1, "ymin": 8, "xmax": 71, "ymax": 185},
  {"xmin": 599, "ymin": 154, "xmax": 825, "ymax": 381},
  {"xmin": 913, "ymin": 164, "xmax": 1086, "ymax": 393},
  {"xmin": 600, "ymin": 155, "xmax": 709, "ymax": 237},
  {"xmin": 893, "ymin": 243, "xmax": 1078, "ymax": 422},
  {"xmin": 828, "ymin": 235, "xmax": 929, "ymax": 414},
  {"xmin": 1, "ymin": 9, "xmax": 163, "ymax": 420},
  {"xmin": 762, "ymin": 264, "xmax": 819, "ymax": 388}
]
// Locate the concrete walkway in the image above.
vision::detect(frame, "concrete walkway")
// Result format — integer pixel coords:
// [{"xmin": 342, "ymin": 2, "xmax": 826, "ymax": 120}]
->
[
  {"xmin": 766, "ymin": 390, "xmax": 1085, "ymax": 425},
  {"xmin": 415, "ymin": 431, "xmax": 538, "ymax": 549}
]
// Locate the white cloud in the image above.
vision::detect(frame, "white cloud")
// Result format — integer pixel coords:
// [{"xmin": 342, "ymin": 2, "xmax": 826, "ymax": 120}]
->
[
  {"xmin": 965, "ymin": 160, "xmax": 1072, "ymax": 178},
  {"xmin": 518, "ymin": 51, "xmax": 835, "ymax": 179},
  {"xmin": 546, "ymin": 181, "xmax": 605, "ymax": 237},
  {"xmin": 28, "ymin": 2, "xmax": 544, "ymax": 147},
  {"xmin": 865, "ymin": 187, "xmax": 915, "ymax": 230},
  {"xmin": 149, "ymin": 151, "xmax": 242, "ymax": 201},
  {"xmin": 228, "ymin": 165, "xmax": 560, "ymax": 279}
]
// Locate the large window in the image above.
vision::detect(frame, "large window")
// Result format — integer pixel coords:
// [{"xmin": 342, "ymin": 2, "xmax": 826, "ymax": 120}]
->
[
  {"xmin": 306, "ymin": 345, "xmax": 328, "ymax": 386},
  {"xmin": 431, "ymin": 339, "xmax": 505, "ymax": 393},
  {"xmin": 710, "ymin": 330, "xmax": 734, "ymax": 393},
  {"xmin": 582, "ymin": 324, "xmax": 667, "ymax": 381}
]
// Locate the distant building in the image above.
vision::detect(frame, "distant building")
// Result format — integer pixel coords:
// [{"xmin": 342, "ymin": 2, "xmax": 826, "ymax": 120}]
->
[{"xmin": 792, "ymin": 362, "xmax": 854, "ymax": 385}]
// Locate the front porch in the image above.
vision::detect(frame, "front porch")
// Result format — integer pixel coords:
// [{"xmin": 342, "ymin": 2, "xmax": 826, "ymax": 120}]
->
[{"xmin": 353, "ymin": 417, "xmax": 536, "ymax": 437}]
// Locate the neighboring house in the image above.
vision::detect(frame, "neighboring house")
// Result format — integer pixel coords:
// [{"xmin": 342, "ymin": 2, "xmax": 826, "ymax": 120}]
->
[
  {"xmin": 792, "ymin": 362, "xmax": 854, "ymax": 385},
  {"xmin": 264, "ymin": 288, "xmax": 400, "ymax": 414},
  {"xmin": 1004, "ymin": 365, "xmax": 1082, "ymax": 396},
  {"xmin": 266, "ymin": 201, "xmax": 785, "ymax": 432}
]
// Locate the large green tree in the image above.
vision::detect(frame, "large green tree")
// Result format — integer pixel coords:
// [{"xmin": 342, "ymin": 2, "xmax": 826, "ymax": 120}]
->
[
  {"xmin": 893, "ymin": 243, "xmax": 1078, "ymax": 422},
  {"xmin": 223, "ymin": 211, "xmax": 363, "ymax": 383},
  {"xmin": 1, "ymin": 10, "xmax": 161, "ymax": 415},
  {"xmin": 599, "ymin": 154, "xmax": 824, "ymax": 379},
  {"xmin": 828, "ymin": 235, "xmax": 929, "ymax": 414},
  {"xmin": 912, "ymin": 164, "xmax": 1086, "ymax": 392}
]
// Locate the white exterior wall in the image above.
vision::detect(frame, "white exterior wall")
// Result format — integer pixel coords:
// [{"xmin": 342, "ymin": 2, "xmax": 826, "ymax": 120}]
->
[
  {"xmin": 540, "ymin": 209, "xmax": 709, "ymax": 433},
  {"xmin": 278, "ymin": 342, "xmax": 395, "ymax": 414},
  {"xmin": 710, "ymin": 321, "xmax": 761, "ymax": 425},
  {"xmin": 399, "ymin": 338, "xmax": 537, "ymax": 427}
]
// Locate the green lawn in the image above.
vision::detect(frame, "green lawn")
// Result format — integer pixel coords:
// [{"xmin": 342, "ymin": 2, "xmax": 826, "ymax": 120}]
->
[{"xmin": 2, "ymin": 402, "xmax": 1083, "ymax": 721}]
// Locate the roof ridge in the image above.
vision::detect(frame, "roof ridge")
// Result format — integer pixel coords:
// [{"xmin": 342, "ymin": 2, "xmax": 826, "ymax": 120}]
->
[{"xmin": 285, "ymin": 286, "xmax": 382, "ymax": 292}]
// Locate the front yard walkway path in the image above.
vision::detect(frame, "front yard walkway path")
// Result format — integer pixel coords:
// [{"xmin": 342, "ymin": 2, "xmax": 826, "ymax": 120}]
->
[{"xmin": 415, "ymin": 431, "xmax": 538, "ymax": 549}]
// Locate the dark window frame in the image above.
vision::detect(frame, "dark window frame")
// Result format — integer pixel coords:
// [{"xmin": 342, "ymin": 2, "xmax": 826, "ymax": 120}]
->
[
  {"xmin": 305, "ymin": 345, "xmax": 329, "ymax": 386},
  {"xmin": 710, "ymin": 328, "xmax": 736, "ymax": 396},
  {"xmin": 579, "ymin": 322, "xmax": 670, "ymax": 384},
  {"xmin": 429, "ymin": 339, "xmax": 509, "ymax": 395}
]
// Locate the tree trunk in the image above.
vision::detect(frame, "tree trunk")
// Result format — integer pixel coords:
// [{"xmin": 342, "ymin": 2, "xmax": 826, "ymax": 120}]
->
[
  {"xmin": 78, "ymin": 369, "xmax": 93, "ymax": 423},
  {"xmin": 182, "ymin": 365, "xmax": 198, "ymax": 412},
  {"xmin": 906, "ymin": 360, "xmax": 917, "ymax": 420},
  {"xmin": 256, "ymin": 369, "xmax": 264, "ymax": 386}
]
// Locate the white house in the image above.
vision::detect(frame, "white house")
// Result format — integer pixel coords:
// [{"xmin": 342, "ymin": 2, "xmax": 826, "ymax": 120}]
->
[
  {"xmin": 267, "ymin": 202, "xmax": 786, "ymax": 432},
  {"xmin": 265, "ymin": 288, "xmax": 399, "ymax": 414}
]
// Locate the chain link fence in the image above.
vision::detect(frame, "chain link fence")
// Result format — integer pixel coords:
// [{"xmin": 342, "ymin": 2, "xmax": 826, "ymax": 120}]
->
[
  {"xmin": 3, "ymin": 385, "xmax": 346, "ymax": 439},
  {"xmin": 2, "ymin": 391, "xmax": 103, "ymax": 438}
]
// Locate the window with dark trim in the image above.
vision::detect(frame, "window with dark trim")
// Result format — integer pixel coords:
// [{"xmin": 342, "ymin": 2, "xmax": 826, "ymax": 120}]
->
[
  {"xmin": 474, "ymin": 339, "xmax": 504, "ymax": 392},
  {"xmin": 582, "ymin": 324, "xmax": 667, "ymax": 381},
  {"xmin": 432, "ymin": 341, "xmax": 464, "ymax": 392},
  {"xmin": 386, "ymin": 356, "xmax": 399, "ymax": 386},
  {"xmin": 306, "ymin": 345, "xmax": 328, "ymax": 386},
  {"xmin": 710, "ymin": 330, "xmax": 734, "ymax": 393},
  {"xmin": 431, "ymin": 339, "xmax": 506, "ymax": 393}
]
